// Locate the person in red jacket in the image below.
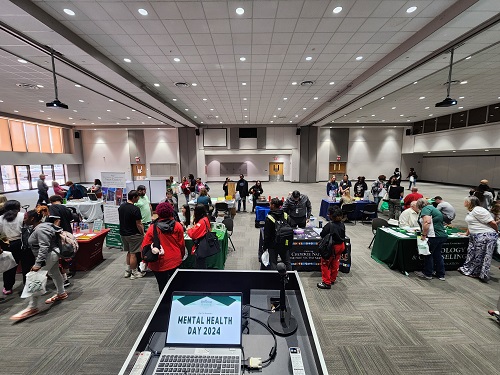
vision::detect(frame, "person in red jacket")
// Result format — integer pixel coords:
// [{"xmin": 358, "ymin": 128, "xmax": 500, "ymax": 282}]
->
[
  {"xmin": 141, "ymin": 202, "xmax": 185, "ymax": 293},
  {"xmin": 187, "ymin": 204, "xmax": 211, "ymax": 269},
  {"xmin": 403, "ymin": 187, "xmax": 423, "ymax": 210}
]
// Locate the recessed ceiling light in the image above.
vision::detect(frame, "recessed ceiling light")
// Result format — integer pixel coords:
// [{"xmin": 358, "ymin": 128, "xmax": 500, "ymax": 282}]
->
[
  {"xmin": 173, "ymin": 58, "xmax": 181, "ymax": 62},
  {"xmin": 391, "ymin": 107, "xmax": 396, "ymax": 110},
  {"xmin": 413, "ymin": 81, "xmax": 418, "ymax": 84},
  {"xmin": 295, "ymin": 115, "xmax": 299, "ymax": 117},
  {"xmin": 194, "ymin": 116, "xmax": 197, "ymax": 119},
  {"xmin": 419, "ymin": 96, "xmax": 425, "ymax": 100},
  {"xmin": 210, "ymin": 108, "xmax": 214, "ymax": 111},
  {"xmin": 465, "ymin": 56, "xmax": 472, "ymax": 60},
  {"xmin": 63, "ymin": 9, "xmax": 75, "ymax": 16},
  {"xmin": 329, "ymin": 82, "xmax": 335, "ymax": 85},
  {"xmin": 98, "ymin": 117, "xmax": 101, "ymax": 119},
  {"xmin": 172, "ymin": 98, "xmax": 177, "ymax": 101},
  {"xmin": 305, "ymin": 56, "xmax": 312, "ymax": 61},
  {"xmin": 75, "ymin": 84, "xmax": 81, "ymax": 87},
  {"xmin": 79, "ymin": 99, "xmax": 84, "ymax": 102},
  {"xmin": 313, "ymin": 97, "xmax": 318, "ymax": 100},
  {"xmin": 123, "ymin": 58, "xmax": 131, "ymax": 63},
  {"xmin": 191, "ymin": 83, "xmax": 197, "ymax": 86},
  {"xmin": 362, "ymin": 126, "xmax": 365, "ymax": 129},
  {"xmin": 283, "ymin": 98, "xmax": 287, "ymax": 101},
  {"xmin": 292, "ymin": 82, "xmax": 297, "ymax": 85},
  {"xmin": 239, "ymin": 57, "xmax": 246, "ymax": 62},
  {"xmin": 459, "ymin": 96, "xmax": 464, "ymax": 99},
  {"xmin": 243, "ymin": 98, "xmax": 247, "ymax": 100},
  {"xmin": 333, "ymin": 6, "xmax": 343, "ymax": 14},
  {"xmin": 200, "ymin": 122, "xmax": 204, "ymax": 124},
  {"xmin": 68, "ymin": 117, "xmax": 73, "ymax": 120},
  {"xmin": 185, "ymin": 108, "xmax": 189, "ymax": 111},
  {"xmin": 109, "ymin": 99, "xmax": 114, "ymax": 102},
  {"xmin": 452, "ymin": 150, "xmax": 456, "ymax": 152},
  {"xmin": 40, "ymin": 110, "xmax": 44, "ymax": 112},
  {"xmin": 425, "ymin": 107, "xmax": 429, "ymax": 109},
  {"xmin": 485, "ymin": 149, "xmax": 489, "ymax": 152},
  {"xmin": 18, "ymin": 59, "xmax": 27, "ymax": 64},
  {"xmin": 236, "ymin": 7, "xmax": 244, "ymax": 15},
  {"xmin": 406, "ymin": 6, "xmax": 417, "ymax": 13},
  {"xmin": 429, "ymin": 114, "xmax": 433, "ymax": 116},
  {"xmin": 270, "ymin": 121, "xmax": 274, "ymax": 123},
  {"xmin": 132, "ymin": 109, "xmax": 136, "ymax": 112},
  {"xmin": 355, "ymin": 56, "xmax": 363, "ymax": 61},
  {"xmin": 273, "ymin": 115, "xmax": 277, "ymax": 118},
  {"xmin": 36, "ymin": 84, "xmax": 44, "ymax": 88},
  {"xmin": 371, "ymin": 114, "xmax": 375, "ymax": 117},
  {"xmin": 380, "ymin": 97, "xmax": 385, "ymax": 100},
  {"xmin": 244, "ymin": 108, "xmax": 247, "ymax": 111},
  {"xmin": 458, "ymin": 106, "xmax": 463, "ymax": 109},
  {"xmin": 38, "ymin": 100, "xmax": 44, "ymax": 103},
  {"xmin": 126, "ymin": 117, "xmax": 130, "ymax": 119},
  {"xmin": 244, "ymin": 115, "xmax": 248, "ymax": 118},
  {"xmin": 460, "ymin": 81, "xmax": 468, "ymax": 85},
  {"xmin": 278, "ymin": 108, "xmax": 281, "ymax": 110},
  {"xmin": 0, "ymin": 100, "xmax": 3, "ymax": 102},
  {"xmin": 148, "ymin": 116, "xmax": 152, "ymax": 119},
  {"xmin": 427, "ymin": 152, "xmax": 431, "ymax": 154},
  {"xmin": 107, "ymin": 109, "xmax": 111, "ymax": 112},
  {"xmin": 219, "ymin": 122, "xmax": 222, "ymax": 124},
  {"xmin": 138, "ymin": 8, "xmax": 148, "ymax": 16},
  {"xmin": 154, "ymin": 83, "xmax": 160, "ymax": 87},
  {"xmin": 14, "ymin": 110, "xmax": 18, "ymax": 112},
  {"xmin": 359, "ymin": 107, "xmax": 362, "ymax": 110},
  {"xmin": 241, "ymin": 82, "xmax": 246, "ymax": 85},
  {"xmin": 400, "ymin": 114, "xmax": 404, "ymax": 117},
  {"xmin": 406, "ymin": 119, "xmax": 411, "ymax": 122},
  {"xmin": 356, "ymin": 120, "xmax": 360, "ymax": 123},
  {"xmin": 203, "ymin": 98, "xmax": 207, "ymax": 101},
  {"xmin": 303, "ymin": 108, "xmax": 306, "ymax": 110},
  {"xmin": 289, "ymin": 121, "xmax": 292, "ymax": 123},
  {"xmin": 381, "ymin": 120, "xmax": 386, "ymax": 122},
  {"xmin": 116, "ymin": 122, "xmax": 120, "ymax": 125},
  {"xmin": 73, "ymin": 110, "xmax": 77, "ymax": 112},
  {"xmin": 142, "ymin": 122, "xmax": 145, "ymax": 125}
]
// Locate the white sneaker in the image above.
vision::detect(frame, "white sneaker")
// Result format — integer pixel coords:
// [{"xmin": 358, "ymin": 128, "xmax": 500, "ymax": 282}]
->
[
  {"xmin": 124, "ymin": 270, "xmax": 132, "ymax": 278},
  {"xmin": 130, "ymin": 270, "xmax": 145, "ymax": 280}
]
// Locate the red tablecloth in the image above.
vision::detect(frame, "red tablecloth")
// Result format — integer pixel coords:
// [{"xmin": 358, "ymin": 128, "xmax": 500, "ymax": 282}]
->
[{"xmin": 73, "ymin": 229, "xmax": 110, "ymax": 271}]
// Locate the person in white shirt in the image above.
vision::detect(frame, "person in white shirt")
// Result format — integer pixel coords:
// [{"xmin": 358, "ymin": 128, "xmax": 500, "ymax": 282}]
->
[{"xmin": 398, "ymin": 201, "xmax": 419, "ymax": 228}]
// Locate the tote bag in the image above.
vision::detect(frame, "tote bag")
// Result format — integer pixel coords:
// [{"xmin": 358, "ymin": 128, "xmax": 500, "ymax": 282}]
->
[{"xmin": 195, "ymin": 221, "xmax": 221, "ymax": 259}]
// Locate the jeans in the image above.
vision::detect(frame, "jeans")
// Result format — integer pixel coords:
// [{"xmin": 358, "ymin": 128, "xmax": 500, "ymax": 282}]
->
[
  {"xmin": 388, "ymin": 199, "xmax": 401, "ymax": 220},
  {"xmin": 28, "ymin": 252, "xmax": 65, "ymax": 308},
  {"xmin": 37, "ymin": 191, "xmax": 49, "ymax": 206},
  {"xmin": 237, "ymin": 198, "xmax": 246, "ymax": 211},
  {"xmin": 373, "ymin": 196, "xmax": 381, "ymax": 209},
  {"xmin": 423, "ymin": 237, "xmax": 447, "ymax": 278},
  {"xmin": 408, "ymin": 179, "xmax": 417, "ymax": 190},
  {"xmin": 269, "ymin": 247, "xmax": 292, "ymax": 271}
]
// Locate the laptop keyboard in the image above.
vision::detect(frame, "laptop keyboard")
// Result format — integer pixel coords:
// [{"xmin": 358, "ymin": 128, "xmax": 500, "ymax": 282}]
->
[{"xmin": 154, "ymin": 354, "xmax": 240, "ymax": 375}]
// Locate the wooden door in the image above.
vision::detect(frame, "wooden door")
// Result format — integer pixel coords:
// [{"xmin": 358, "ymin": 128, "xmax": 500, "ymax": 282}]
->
[
  {"xmin": 329, "ymin": 162, "xmax": 346, "ymax": 175},
  {"xmin": 269, "ymin": 162, "xmax": 284, "ymax": 182},
  {"xmin": 131, "ymin": 164, "xmax": 147, "ymax": 180}
]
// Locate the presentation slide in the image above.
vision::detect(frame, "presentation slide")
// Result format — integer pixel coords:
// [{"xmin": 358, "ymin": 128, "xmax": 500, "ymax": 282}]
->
[
  {"xmin": 203, "ymin": 128, "xmax": 227, "ymax": 147},
  {"xmin": 166, "ymin": 295, "xmax": 241, "ymax": 346}
]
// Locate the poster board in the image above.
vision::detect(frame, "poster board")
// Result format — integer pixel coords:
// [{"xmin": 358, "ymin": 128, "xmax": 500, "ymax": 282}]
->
[{"xmin": 102, "ymin": 172, "xmax": 127, "ymax": 248}]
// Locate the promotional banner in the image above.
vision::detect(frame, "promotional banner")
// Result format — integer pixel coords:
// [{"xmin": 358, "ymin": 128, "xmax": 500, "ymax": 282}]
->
[{"xmin": 101, "ymin": 172, "xmax": 127, "ymax": 248}]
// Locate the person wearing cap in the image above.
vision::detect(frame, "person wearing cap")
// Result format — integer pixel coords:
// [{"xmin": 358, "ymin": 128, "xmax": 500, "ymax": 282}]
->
[
  {"xmin": 433, "ymin": 196, "xmax": 456, "ymax": 225},
  {"xmin": 282, "ymin": 190, "xmax": 312, "ymax": 228},
  {"xmin": 37, "ymin": 174, "xmax": 49, "ymax": 206},
  {"xmin": 135, "ymin": 185, "xmax": 153, "ymax": 226}
]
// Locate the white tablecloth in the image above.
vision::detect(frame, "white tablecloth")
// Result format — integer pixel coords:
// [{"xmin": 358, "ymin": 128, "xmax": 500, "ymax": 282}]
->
[
  {"xmin": 188, "ymin": 199, "xmax": 236, "ymax": 209},
  {"xmin": 65, "ymin": 200, "xmax": 104, "ymax": 222}
]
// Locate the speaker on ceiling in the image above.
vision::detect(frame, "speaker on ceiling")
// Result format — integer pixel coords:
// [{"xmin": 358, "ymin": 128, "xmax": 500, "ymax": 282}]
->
[
  {"xmin": 195, "ymin": 129, "xmax": 200, "ymax": 136},
  {"xmin": 405, "ymin": 129, "xmax": 412, "ymax": 136},
  {"xmin": 74, "ymin": 131, "xmax": 80, "ymax": 139},
  {"xmin": 296, "ymin": 128, "xmax": 301, "ymax": 136}
]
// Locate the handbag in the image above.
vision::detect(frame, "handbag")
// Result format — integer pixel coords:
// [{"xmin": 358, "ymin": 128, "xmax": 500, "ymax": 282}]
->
[
  {"xmin": 142, "ymin": 222, "xmax": 160, "ymax": 263},
  {"xmin": 0, "ymin": 251, "xmax": 17, "ymax": 273},
  {"xmin": 195, "ymin": 220, "xmax": 221, "ymax": 259},
  {"xmin": 21, "ymin": 270, "xmax": 48, "ymax": 298},
  {"xmin": 417, "ymin": 237, "xmax": 430, "ymax": 255}
]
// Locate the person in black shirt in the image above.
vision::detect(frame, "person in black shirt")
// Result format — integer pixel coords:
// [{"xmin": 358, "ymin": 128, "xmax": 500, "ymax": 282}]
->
[
  {"xmin": 249, "ymin": 180, "xmax": 264, "ymax": 213},
  {"xmin": 263, "ymin": 198, "xmax": 292, "ymax": 270},
  {"xmin": 236, "ymin": 174, "xmax": 249, "ymax": 212},
  {"xmin": 387, "ymin": 177, "xmax": 404, "ymax": 220},
  {"xmin": 339, "ymin": 174, "xmax": 352, "ymax": 195},
  {"xmin": 48, "ymin": 195, "xmax": 74, "ymax": 233},
  {"xmin": 222, "ymin": 177, "xmax": 230, "ymax": 197},
  {"xmin": 119, "ymin": 190, "xmax": 145, "ymax": 280},
  {"xmin": 353, "ymin": 176, "xmax": 368, "ymax": 198}
]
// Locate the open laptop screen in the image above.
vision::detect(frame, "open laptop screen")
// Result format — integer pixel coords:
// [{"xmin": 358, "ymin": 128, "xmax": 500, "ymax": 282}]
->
[{"xmin": 166, "ymin": 292, "xmax": 242, "ymax": 347}]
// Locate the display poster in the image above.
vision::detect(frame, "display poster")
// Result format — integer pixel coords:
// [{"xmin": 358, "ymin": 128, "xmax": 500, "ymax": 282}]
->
[{"xmin": 102, "ymin": 172, "xmax": 127, "ymax": 248}]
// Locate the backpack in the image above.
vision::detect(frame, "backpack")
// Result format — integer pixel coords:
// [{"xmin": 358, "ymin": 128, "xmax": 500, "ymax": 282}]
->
[
  {"xmin": 318, "ymin": 225, "xmax": 334, "ymax": 260},
  {"xmin": 142, "ymin": 222, "xmax": 160, "ymax": 263},
  {"xmin": 54, "ymin": 230, "xmax": 79, "ymax": 259},
  {"xmin": 268, "ymin": 213, "xmax": 294, "ymax": 250}
]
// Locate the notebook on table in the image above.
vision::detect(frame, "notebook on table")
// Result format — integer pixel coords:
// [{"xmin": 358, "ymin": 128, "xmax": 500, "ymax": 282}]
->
[{"xmin": 151, "ymin": 291, "xmax": 243, "ymax": 375}]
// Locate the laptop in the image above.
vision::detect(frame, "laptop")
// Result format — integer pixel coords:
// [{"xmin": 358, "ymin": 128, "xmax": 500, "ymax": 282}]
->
[
  {"xmin": 151, "ymin": 291, "xmax": 243, "ymax": 375},
  {"xmin": 87, "ymin": 193, "xmax": 97, "ymax": 201}
]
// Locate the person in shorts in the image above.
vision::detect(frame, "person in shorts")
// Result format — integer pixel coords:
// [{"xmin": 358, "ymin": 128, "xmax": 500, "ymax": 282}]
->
[{"xmin": 119, "ymin": 190, "xmax": 145, "ymax": 279}]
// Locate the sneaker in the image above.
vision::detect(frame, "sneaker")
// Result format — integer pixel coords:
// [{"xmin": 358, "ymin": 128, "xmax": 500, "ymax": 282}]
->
[
  {"xmin": 10, "ymin": 307, "xmax": 39, "ymax": 321},
  {"xmin": 316, "ymin": 282, "xmax": 331, "ymax": 289},
  {"xmin": 66, "ymin": 273, "xmax": 73, "ymax": 279},
  {"xmin": 124, "ymin": 270, "xmax": 132, "ymax": 278},
  {"xmin": 438, "ymin": 277, "xmax": 446, "ymax": 281},
  {"xmin": 414, "ymin": 271, "xmax": 432, "ymax": 280},
  {"xmin": 130, "ymin": 270, "xmax": 146, "ymax": 280},
  {"xmin": 63, "ymin": 280, "xmax": 71, "ymax": 288},
  {"xmin": 3, "ymin": 288, "xmax": 12, "ymax": 295},
  {"xmin": 45, "ymin": 292, "xmax": 68, "ymax": 304}
]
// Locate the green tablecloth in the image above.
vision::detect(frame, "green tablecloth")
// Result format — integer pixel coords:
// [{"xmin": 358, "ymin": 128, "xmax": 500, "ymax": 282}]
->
[
  {"xmin": 371, "ymin": 227, "xmax": 468, "ymax": 273},
  {"xmin": 181, "ymin": 228, "xmax": 229, "ymax": 269}
]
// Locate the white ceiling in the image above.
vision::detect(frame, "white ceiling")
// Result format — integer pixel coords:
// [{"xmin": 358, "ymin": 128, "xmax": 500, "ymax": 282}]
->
[{"xmin": 0, "ymin": 0, "xmax": 498, "ymax": 128}]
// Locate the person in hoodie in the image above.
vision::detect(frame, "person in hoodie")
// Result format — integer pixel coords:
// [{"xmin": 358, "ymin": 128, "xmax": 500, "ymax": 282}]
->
[
  {"xmin": 282, "ymin": 190, "xmax": 312, "ymax": 228},
  {"xmin": 141, "ymin": 202, "xmax": 185, "ymax": 293},
  {"xmin": 10, "ymin": 206, "xmax": 67, "ymax": 321},
  {"xmin": 264, "ymin": 198, "xmax": 292, "ymax": 270},
  {"xmin": 187, "ymin": 205, "xmax": 211, "ymax": 269}
]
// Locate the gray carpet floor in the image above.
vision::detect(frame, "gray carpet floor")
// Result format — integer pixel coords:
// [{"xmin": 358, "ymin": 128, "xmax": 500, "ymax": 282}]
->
[{"xmin": 1, "ymin": 181, "xmax": 499, "ymax": 374}]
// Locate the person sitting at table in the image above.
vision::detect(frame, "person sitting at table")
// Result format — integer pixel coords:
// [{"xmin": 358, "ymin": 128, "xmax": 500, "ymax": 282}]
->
[
  {"xmin": 178, "ymin": 204, "xmax": 191, "ymax": 229},
  {"xmin": 141, "ymin": 202, "xmax": 185, "ymax": 293},
  {"xmin": 249, "ymin": 180, "xmax": 264, "ymax": 213},
  {"xmin": 339, "ymin": 174, "xmax": 351, "ymax": 195},
  {"xmin": 161, "ymin": 189, "xmax": 178, "ymax": 212},
  {"xmin": 187, "ymin": 204, "xmax": 211, "ymax": 269},
  {"xmin": 398, "ymin": 201, "xmax": 419, "ymax": 228},
  {"xmin": 458, "ymin": 196, "xmax": 498, "ymax": 283},
  {"xmin": 52, "ymin": 181, "xmax": 67, "ymax": 198},
  {"xmin": 65, "ymin": 181, "xmax": 87, "ymax": 200},
  {"xmin": 388, "ymin": 177, "xmax": 404, "ymax": 220},
  {"xmin": 340, "ymin": 189, "xmax": 353, "ymax": 207},
  {"xmin": 433, "ymin": 196, "xmax": 456, "ymax": 225},
  {"xmin": 264, "ymin": 198, "xmax": 292, "ymax": 271},
  {"xmin": 196, "ymin": 188, "xmax": 213, "ymax": 216},
  {"xmin": 353, "ymin": 176, "xmax": 368, "ymax": 198},
  {"xmin": 89, "ymin": 179, "xmax": 102, "ymax": 196},
  {"xmin": 403, "ymin": 187, "xmax": 423, "ymax": 210},
  {"xmin": 326, "ymin": 175, "xmax": 339, "ymax": 198},
  {"xmin": 414, "ymin": 198, "xmax": 447, "ymax": 281},
  {"xmin": 318, "ymin": 206, "xmax": 346, "ymax": 289},
  {"xmin": 490, "ymin": 201, "xmax": 500, "ymax": 225},
  {"xmin": 283, "ymin": 190, "xmax": 312, "ymax": 228}
]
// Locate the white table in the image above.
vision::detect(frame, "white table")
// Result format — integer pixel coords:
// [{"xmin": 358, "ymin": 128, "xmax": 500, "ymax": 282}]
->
[
  {"xmin": 188, "ymin": 199, "xmax": 236, "ymax": 209},
  {"xmin": 65, "ymin": 200, "xmax": 104, "ymax": 222}
]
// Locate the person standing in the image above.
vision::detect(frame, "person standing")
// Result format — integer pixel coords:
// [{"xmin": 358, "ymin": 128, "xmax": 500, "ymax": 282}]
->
[
  {"xmin": 188, "ymin": 174, "xmax": 196, "ymax": 196},
  {"xmin": 388, "ymin": 177, "xmax": 404, "ymax": 220},
  {"xmin": 37, "ymin": 174, "xmax": 49, "ymax": 206},
  {"xmin": 371, "ymin": 175, "xmax": 386, "ymax": 207},
  {"xmin": 407, "ymin": 168, "xmax": 418, "ymax": 189},
  {"xmin": 264, "ymin": 198, "xmax": 292, "ymax": 271},
  {"xmin": 339, "ymin": 175, "xmax": 352, "ymax": 195},
  {"xmin": 249, "ymin": 181, "xmax": 264, "ymax": 213},
  {"xmin": 141, "ymin": 202, "xmax": 185, "ymax": 293},
  {"xmin": 236, "ymin": 174, "xmax": 249, "ymax": 212},
  {"xmin": 119, "ymin": 190, "xmax": 145, "ymax": 280},
  {"xmin": 317, "ymin": 206, "xmax": 346, "ymax": 289},
  {"xmin": 458, "ymin": 196, "xmax": 498, "ymax": 282},
  {"xmin": 180, "ymin": 176, "xmax": 191, "ymax": 204},
  {"xmin": 433, "ymin": 196, "xmax": 456, "ymax": 225},
  {"xmin": 161, "ymin": 189, "xmax": 178, "ymax": 212},
  {"xmin": 187, "ymin": 205, "xmax": 212, "ymax": 269},
  {"xmin": 403, "ymin": 187, "xmax": 423, "ymax": 210},
  {"xmin": 48, "ymin": 195, "xmax": 74, "ymax": 233},
  {"xmin": 282, "ymin": 190, "xmax": 312, "ymax": 228},
  {"xmin": 414, "ymin": 198, "xmax": 448, "ymax": 281},
  {"xmin": 222, "ymin": 177, "xmax": 230, "ymax": 197},
  {"xmin": 392, "ymin": 168, "xmax": 402, "ymax": 184},
  {"xmin": 353, "ymin": 176, "xmax": 368, "ymax": 198},
  {"xmin": 135, "ymin": 185, "xmax": 153, "ymax": 227},
  {"xmin": 326, "ymin": 175, "xmax": 339, "ymax": 198}
]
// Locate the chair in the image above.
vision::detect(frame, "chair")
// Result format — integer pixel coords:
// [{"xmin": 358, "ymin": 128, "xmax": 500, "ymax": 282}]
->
[
  {"xmin": 368, "ymin": 218, "xmax": 388, "ymax": 249},
  {"xmin": 222, "ymin": 217, "xmax": 236, "ymax": 251},
  {"xmin": 214, "ymin": 202, "xmax": 230, "ymax": 218},
  {"xmin": 341, "ymin": 203, "xmax": 356, "ymax": 224},
  {"xmin": 66, "ymin": 206, "xmax": 82, "ymax": 223},
  {"xmin": 360, "ymin": 203, "xmax": 378, "ymax": 224}
]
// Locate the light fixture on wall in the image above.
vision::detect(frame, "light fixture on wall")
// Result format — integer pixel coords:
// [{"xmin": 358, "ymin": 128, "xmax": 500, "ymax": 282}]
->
[
  {"xmin": 46, "ymin": 49, "xmax": 68, "ymax": 109},
  {"xmin": 435, "ymin": 48, "xmax": 458, "ymax": 107}
]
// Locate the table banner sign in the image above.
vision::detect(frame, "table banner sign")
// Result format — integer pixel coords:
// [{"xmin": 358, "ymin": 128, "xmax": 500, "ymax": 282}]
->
[{"xmin": 102, "ymin": 172, "xmax": 126, "ymax": 248}]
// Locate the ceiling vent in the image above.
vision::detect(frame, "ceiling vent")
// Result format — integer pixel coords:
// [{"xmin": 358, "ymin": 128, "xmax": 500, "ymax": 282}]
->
[
  {"xmin": 16, "ymin": 83, "xmax": 39, "ymax": 89},
  {"xmin": 300, "ymin": 80, "xmax": 314, "ymax": 86},
  {"xmin": 175, "ymin": 82, "xmax": 190, "ymax": 88},
  {"xmin": 278, "ymin": 116, "xmax": 287, "ymax": 119},
  {"xmin": 206, "ymin": 115, "xmax": 216, "ymax": 119}
]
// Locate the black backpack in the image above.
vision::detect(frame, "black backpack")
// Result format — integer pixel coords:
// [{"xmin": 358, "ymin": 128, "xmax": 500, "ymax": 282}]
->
[
  {"xmin": 318, "ymin": 225, "xmax": 334, "ymax": 260},
  {"xmin": 142, "ymin": 222, "xmax": 160, "ymax": 263},
  {"xmin": 269, "ymin": 213, "xmax": 294, "ymax": 250}
]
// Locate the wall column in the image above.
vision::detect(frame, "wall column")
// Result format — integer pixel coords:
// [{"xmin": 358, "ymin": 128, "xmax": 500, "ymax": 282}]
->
[
  {"xmin": 178, "ymin": 128, "xmax": 198, "ymax": 178},
  {"xmin": 299, "ymin": 127, "xmax": 318, "ymax": 183}
]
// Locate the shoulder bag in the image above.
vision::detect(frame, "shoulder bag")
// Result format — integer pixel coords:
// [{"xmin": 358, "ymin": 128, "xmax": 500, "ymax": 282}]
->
[
  {"xmin": 142, "ymin": 222, "xmax": 160, "ymax": 263},
  {"xmin": 195, "ymin": 220, "xmax": 221, "ymax": 259}
]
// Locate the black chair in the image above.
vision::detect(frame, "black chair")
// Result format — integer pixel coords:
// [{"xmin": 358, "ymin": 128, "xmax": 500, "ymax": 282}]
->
[
  {"xmin": 341, "ymin": 203, "xmax": 356, "ymax": 224},
  {"xmin": 66, "ymin": 206, "xmax": 82, "ymax": 223},
  {"xmin": 214, "ymin": 202, "xmax": 230, "ymax": 218},
  {"xmin": 222, "ymin": 217, "xmax": 236, "ymax": 251},
  {"xmin": 360, "ymin": 203, "xmax": 378, "ymax": 224},
  {"xmin": 368, "ymin": 218, "xmax": 388, "ymax": 249}
]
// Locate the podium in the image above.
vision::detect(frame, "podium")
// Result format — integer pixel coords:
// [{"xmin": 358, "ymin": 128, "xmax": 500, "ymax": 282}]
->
[{"xmin": 118, "ymin": 270, "xmax": 329, "ymax": 375}]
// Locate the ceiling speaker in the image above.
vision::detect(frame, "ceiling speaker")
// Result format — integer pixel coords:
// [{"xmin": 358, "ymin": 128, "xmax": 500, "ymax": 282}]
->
[
  {"xmin": 296, "ymin": 128, "xmax": 301, "ymax": 136},
  {"xmin": 405, "ymin": 129, "xmax": 412, "ymax": 136},
  {"xmin": 195, "ymin": 129, "xmax": 200, "ymax": 136},
  {"xmin": 74, "ymin": 131, "xmax": 80, "ymax": 139}
]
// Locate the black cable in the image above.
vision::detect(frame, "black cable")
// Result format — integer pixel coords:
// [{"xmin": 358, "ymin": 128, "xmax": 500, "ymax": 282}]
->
[
  {"xmin": 145, "ymin": 331, "xmax": 161, "ymax": 356},
  {"xmin": 247, "ymin": 317, "xmax": 277, "ymax": 365},
  {"xmin": 245, "ymin": 303, "xmax": 279, "ymax": 313}
]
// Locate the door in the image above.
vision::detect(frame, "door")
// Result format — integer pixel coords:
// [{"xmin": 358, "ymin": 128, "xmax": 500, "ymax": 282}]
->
[
  {"xmin": 329, "ymin": 162, "xmax": 347, "ymax": 176},
  {"xmin": 15, "ymin": 165, "xmax": 31, "ymax": 190},
  {"xmin": 269, "ymin": 162, "xmax": 284, "ymax": 182}
]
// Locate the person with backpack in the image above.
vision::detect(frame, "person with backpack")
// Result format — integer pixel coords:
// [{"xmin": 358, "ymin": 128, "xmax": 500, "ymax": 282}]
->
[
  {"xmin": 187, "ymin": 205, "xmax": 212, "ymax": 269},
  {"xmin": 10, "ymin": 206, "xmax": 68, "ymax": 321},
  {"xmin": 264, "ymin": 198, "xmax": 294, "ymax": 271},
  {"xmin": 318, "ymin": 206, "xmax": 346, "ymax": 289},
  {"xmin": 282, "ymin": 190, "xmax": 312, "ymax": 228},
  {"xmin": 65, "ymin": 181, "xmax": 87, "ymax": 200},
  {"xmin": 141, "ymin": 202, "xmax": 185, "ymax": 293}
]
